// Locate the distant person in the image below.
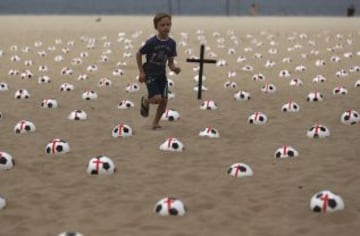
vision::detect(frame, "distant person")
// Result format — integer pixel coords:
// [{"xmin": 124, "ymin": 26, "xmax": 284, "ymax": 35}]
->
[
  {"xmin": 249, "ymin": 3, "xmax": 258, "ymax": 16},
  {"xmin": 347, "ymin": 4, "xmax": 355, "ymax": 17},
  {"xmin": 136, "ymin": 12, "xmax": 181, "ymax": 130}
]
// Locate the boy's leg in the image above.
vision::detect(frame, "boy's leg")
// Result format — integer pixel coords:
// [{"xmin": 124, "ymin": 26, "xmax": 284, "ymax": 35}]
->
[{"xmin": 152, "ymin": 98, "xmax": 167, "ymax": 129}]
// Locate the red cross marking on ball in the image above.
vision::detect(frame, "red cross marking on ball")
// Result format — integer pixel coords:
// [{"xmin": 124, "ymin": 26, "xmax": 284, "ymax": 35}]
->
[
  {"xmin": 51, "ymin": 139, "xmax": 60, "ymax": 154},
  {"xmin": 92, "ymin": 158, "xmax": 104, "ymax": 173},
  {"xmin": 320, "ymin": 193, "xmax": 329, "ymax": 212},
  {"xmin": 164, "ymin": 198, "xmax": 173, "ymax": 213}
]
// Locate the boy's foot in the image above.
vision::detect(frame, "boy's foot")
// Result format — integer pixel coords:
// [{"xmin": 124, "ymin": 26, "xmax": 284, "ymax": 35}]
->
[
  {"xmin": 152, "ymin": 124, "xmax": 162, "ymax": 130},
  {"xmin": 140, "ymin": 96, "xmax": 149, "ymax": 117}
]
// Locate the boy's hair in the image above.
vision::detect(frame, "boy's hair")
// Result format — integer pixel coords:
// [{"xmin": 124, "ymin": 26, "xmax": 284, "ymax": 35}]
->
[{"xmin": 153, "ymin": 12, "xmax": 171, "ymax": 29}]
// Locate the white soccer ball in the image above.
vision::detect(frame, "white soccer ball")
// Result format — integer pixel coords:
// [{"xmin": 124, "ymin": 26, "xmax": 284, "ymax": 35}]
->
[
  {"xmin": 242, "ymin": 65, "xmax": 253, "ymax": 71},
  {"xmin": 14, "ymin": 89, "xmax": 31, "ymax": 99},
  {"xmin": 59, "ymin": 83, "xmax": 75, "ymax": 92},
  {"xmin": 355, "ymin": 80, "xmax": 360, "ymax": 88},
  {"xmin": 87, "ymin": 155, "xmax": 116, "ymax": 175},
  {"xmin": 234, "ymin": 90, "xmax": 251, "ymax": 101},
  {"xmin": 332, "ymin": 86, "xmax": 348, "ymax": 95},
  {"xmin": 86, "ymin": 65, "xmax": 98, "ymax": 72},
  {"xmin": 168, "ymin": 90, "xmax": 176, "ymax": 99},
  {"xmin": 307, "ymin": 124, "xmax": 330, "ymax": 138},
  {"xmin": 112, "ymin": 68, "xmax": 125, "ymax": 76},
  {"xmin": 112, "ymin": 123, "xmax": 133, "ymax": 138},
  {"xmin": 77, "ymin": 74, "xmax": 89, "ymax": 81},
  {"xmin": 117, "ymin": 100, "xmax": 134, "ymax": 109},
  {"xmin": 193, "ymin": 85, "xmax": 208, "ymax": 92},
  {"xmin": 125, "ymin": 83, "xmax": 140, "ymax": 93},
  {"xmin": 224, "ymin": 81, "xmax": 237, "ymax": 89},
  {"xmin": 14, "ymin": 120, "xmax": 36, "ymax": 134},
  {"xmin": 310, "ymin": 190, "xmax": 344, "ymax": 213},
  {"xmin": 281, "ymin": 101, "xmax": 300, "ymax": 112},
  {"xmin": 200, "ymin": 100, "xmax": 217, "ymax": 110},
  {"xmin": 313, "ymin": 74, "xmax": 327, "ymax": 83},
  {"xmin": 38, "ymin": 65, "xmax": 48, "ymax": 72},
  {"xmin": 60, "ymin": 67, "xmax": 72, "ymax": 75},
  {"xmin": 274, "ymin": 145, "xmax": 299, "ymax": 159},
  {"xmin": 252, "ymin": 73, "xmax": 266, "ymax": 82},
  {"xmin": 0, "ymin": 152, "xmax": 15, "ymax": 170},
  {"xmin": 58, "ymin": 232, "xmax": 83, "ymax": 236},
  {"xmin": 307, "ymin": 92, "xmax": 323, "ymax": 102},
  {"xmin": 340, "ymin": 109, "xmax": 360, "ymax": 125},
  {"xmin": 248, "ymin": 112, "xmax": 267, "ymax": 125},
  {"xmin": 0, "ymin": 195, "xmax": 6, "ymax": 210},
  {"xmin": 167, "ymin": 79, "xmax": 175, "ymax": 87},
  {"xmin": 82, "ymin": 90, "xmax": 98, "ymax": 100},
  {"xmin": 193, "ymin": 74, "xmax": 206, "ymax": 82},
  {"xmin": 161, "ymin": 109, "xmax": 180, "ymax": 121},
  {"xmin": 261, "ymin": 83, "xmax": 277, "ymax": 93},
  {"xmin": 68, "ymin": 110, "xmax": 87, "ymax": 120},
  {"xmin": 227, "ymin": 163, "xmax": 253, "ymax": 178},
  {"xmin": 199, "ymin": 127, "xmax": 220, "ymax": 138},
  {"xmin": 40, "ymin": 98, "xmax": 58, "ymax": 109},
  {"xmin": 279, "ymin": 69, "xmax": 291, "ymax": 77},
  {"xmin": 98, "ymin": 78, "xmax": 112, "ymax": 87},
  {"xmin": 289, "ymin": 78, "xmax": 303, "ymax": 87},
  {"xmin": 45, "ymin": 139, "xmax": 71, "ymax": 155},
  {"xmin": 154, "ymin": 197, "xmax": 186, "ymax": 216},
  {"xmin": 38, "ymin": 75, "xmax": 51, "ymax": 84},
  {"xmin": 0, "ymin": 82, "xmax": 9, "ymax": 91},
  {"xmin": 160, "ymin": 137, "xmax": 184, "ymax": 152}
]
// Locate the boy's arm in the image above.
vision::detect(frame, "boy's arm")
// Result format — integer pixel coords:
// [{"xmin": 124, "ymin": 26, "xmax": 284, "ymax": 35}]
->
[
  {"xmin": 168, "ymin": 57, "xmax": 181, "ymax": 74},
  {"xmin": 136, "ymin": 51, "xmax": 146, "ymax": 83}
]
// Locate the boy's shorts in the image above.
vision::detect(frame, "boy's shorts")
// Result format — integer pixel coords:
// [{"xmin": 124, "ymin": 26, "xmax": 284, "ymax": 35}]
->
[{"xmin": 145, "ymin": 74, "xmax": 168, "ymax": 99}]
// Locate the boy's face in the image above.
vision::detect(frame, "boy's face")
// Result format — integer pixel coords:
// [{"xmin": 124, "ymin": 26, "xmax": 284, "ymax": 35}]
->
[{"xmin": 156, "ymin": 17, "xmax": 171, "ymax": 38}]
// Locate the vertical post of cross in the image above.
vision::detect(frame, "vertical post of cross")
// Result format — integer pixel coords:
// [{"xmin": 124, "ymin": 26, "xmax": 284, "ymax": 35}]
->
[
  {"xmin": 186, "ymin": 44, "xmax": 217, "ymax": 100},
  {"xmin": 197, "ymin": 44, "xmax": 205, "ymax": 99}
]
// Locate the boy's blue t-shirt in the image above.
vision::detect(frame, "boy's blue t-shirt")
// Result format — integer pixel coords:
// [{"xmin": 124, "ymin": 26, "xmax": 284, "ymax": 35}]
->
[{"xmin": 139, "ymin": 35, "xmax": 177, "ymax": 76}]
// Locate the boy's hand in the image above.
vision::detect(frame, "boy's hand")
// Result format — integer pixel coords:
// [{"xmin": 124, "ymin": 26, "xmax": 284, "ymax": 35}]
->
[
  {"xmin": 138, "ymin": 72, "xmax": 146, "ymax": 83},
  {"xmin": 171, "ymin": 67, "xmax": 181, "ymax": 74}
]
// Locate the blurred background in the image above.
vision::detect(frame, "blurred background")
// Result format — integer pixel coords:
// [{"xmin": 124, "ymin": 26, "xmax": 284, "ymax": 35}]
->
[{"xmin": 0, "ymin": 0, "xmax": 357, "ymax": 16}]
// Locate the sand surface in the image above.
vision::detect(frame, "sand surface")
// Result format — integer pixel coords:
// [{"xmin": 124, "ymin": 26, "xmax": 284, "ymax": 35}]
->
[{"xmin": 0, "ymin": 16, "xmax": 360, "ymax": 236}]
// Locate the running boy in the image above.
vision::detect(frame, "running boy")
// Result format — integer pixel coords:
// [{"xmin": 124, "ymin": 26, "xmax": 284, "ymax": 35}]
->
[{"xmin": 136, "ymin": 12, "xmax": 181, "ymax": 130}]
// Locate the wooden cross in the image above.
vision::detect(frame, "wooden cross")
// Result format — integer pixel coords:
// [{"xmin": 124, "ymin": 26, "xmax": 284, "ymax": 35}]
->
[{"xmin": 186, "ymin": 44, "xmax": 217, "ymax": 99}]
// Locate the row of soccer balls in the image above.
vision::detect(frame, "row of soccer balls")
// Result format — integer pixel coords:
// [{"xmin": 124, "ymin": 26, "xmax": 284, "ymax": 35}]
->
[{"xmin": 0, "ymin": 190, "xmax": 345, "ymax": 223}]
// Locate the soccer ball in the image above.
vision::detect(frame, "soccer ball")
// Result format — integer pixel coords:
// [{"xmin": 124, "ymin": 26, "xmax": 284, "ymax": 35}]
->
[
  {"xmin": 354, "ymin": 80, "xmax": 360, "ymax": 88},
  {"xmin": 45, "ymin": 139, "xmax": 71, "ymax": 155},
  {"xmin": 242, "ymin": 65, "xmax": 253, "ymax": 71},
  {"xmin": 86, "ymin": 64, "xmax": 98, "ymax": 72},
  {"xmin": 200, "ymin": 100, "xmax": 217, "ymax": 110},
  {"xmin": 227, "ymin": 163, "xmax": 253, "ymax": 178},
  {"xmin": 14, "ymin": 120, "xmax": 36, "ymax": 134},
  {"xmin": 98, "ymin": 78, "xmax": 112, "ymax": 87},
  {"xmin": 281, "ymin": 101, "xmax": 300, "ymax": 112},
  {"xmin": 167, "ymin": 79, "xmax": 175, "ymax": 87},
  {"xmin": 332, "ymin": 86, "xmax": 348, "ymax": 95},
  {"xmin": 87, "ymin": 155, "xmax": 116, "ymax": 175},
  {"xmin": 199, "ymin": 127, "xmax": 220, "ymax": 138},
  {"xmin": 279, "ymin": 69, "xmax": 291, "ymax": 77},
  {"xmin": 0, "ymin": 195, "xmax": 6, "ymax": 210},
  {"xmin": 224, "ymin": 81, "xmax": 237, "ymax": 89},
  {"xmin": 82, "ymin": 90, "xmax": 98, "ymax": 100},
  {"xmin": 168, "ymin": 90, "xmax": 176, "ymax": 99},
  {"xmin": 58, "ymin": 232, "xmax": 83, "ymax": 236},
  {"xmin": 41, "ymin": 98, "xmax": 58, "ymax": 109},
  {"xmin": 234, "ymin": 90, "xmax": 251, "ymax": 101},
  {"xmin": 307, "ymin": 91, "xmax": 323, "ymax": 102},
  {"xmin": 0, "ymin": 152, "xmax": 15, "ymax": 170},
  {"xmin": 77, "ymin": 74, "xmax": 89, "ymax": 81},
  {"xmin": 154, "ymin": 197, "xmax": 186, "ymax": 216},
  {"xmin": 60, "ymin": 67, "xmax": 73, "ymax": 75},
  {"xmin": 312, "ymin": 75, "xmax": 327, "ymax": 83},
  {"xmin": 14, "ymin": 89, "xmax": 31, "ymax": 99},
  {"xmin": 193, "ymin": 74, "xmax": 206, "ymax": 82},
  {"xmin": 67, "ymin": 110, "xmax": 87, "ymax": 120},
  {"xmin": 340, "ymin": 109, "xmax": 360, "ymax": 125},
  {"xmin": 59, "ymin": 83, "xmax": 75, "ymax": 92},
  {"xmin": 295, "ymin": 65, "xmax": 306, "ymax": 72},
  {"xmin": 38, "ymin": 75, "xmax": 51, "ymax": 84},
  {"xmin": 117, "ymin": 100, "xmax": 134, "ymax": 109},
  {"xmin": 0, "ymin": 82, "xmax": 9, "ymax": 91},
  {"xmin": 274, "ymin": 145, "xmax": 299, "ymax": 159},
  {"xmin": 248, "ymin": 112, "xmax": 267, "ymax": 125},
  {"xmin": 252, "ymin": 73, "xmax": 266, "ymax": 82},
  {"xmin": 160, "ymin": 137, "xmax": 184, "ymax": 152},
  {"xmin": 38, "ymin": 65, "xmax": 48, "ymax": 72},
  {"xmin": 125, "ymin": 83, "xmax": 140, "ymax": 93},
  {"xmin": 261, "ymin": 83, "xmax": 276, "ymax": 93},
  {"xmin": 112, "ymin": 123, "xmax": 133, "ymax": 138},
  {"xmin": 112, "ymin": 68, "xmax": 125, "ymax": 76},
  {"xmin": 307, "ymin": 124, "xmax": 330, "ymax": 138},
  {"xmin": 193, "ymin": 85, "xmax": 208, "ymax": 92},
  {"xmin": 216, "ymin": 59, "xmax": 227, "ymax": 67},
  {"xmin": 289, "ymin": 78, "xmax": 303, "ymax": 87},
  {"xmin": 161, "ymin": 109, "xmax": 180, "ymax": 121},
  {"xmin": 310, "ymin": 190, "xmax": 344, "ymax": 213}
]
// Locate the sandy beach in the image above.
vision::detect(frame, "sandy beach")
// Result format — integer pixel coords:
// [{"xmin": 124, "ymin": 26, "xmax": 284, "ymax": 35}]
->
[{"xmin": 0, "ymin": 15, "xmax": 360, "ymax": 236}]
